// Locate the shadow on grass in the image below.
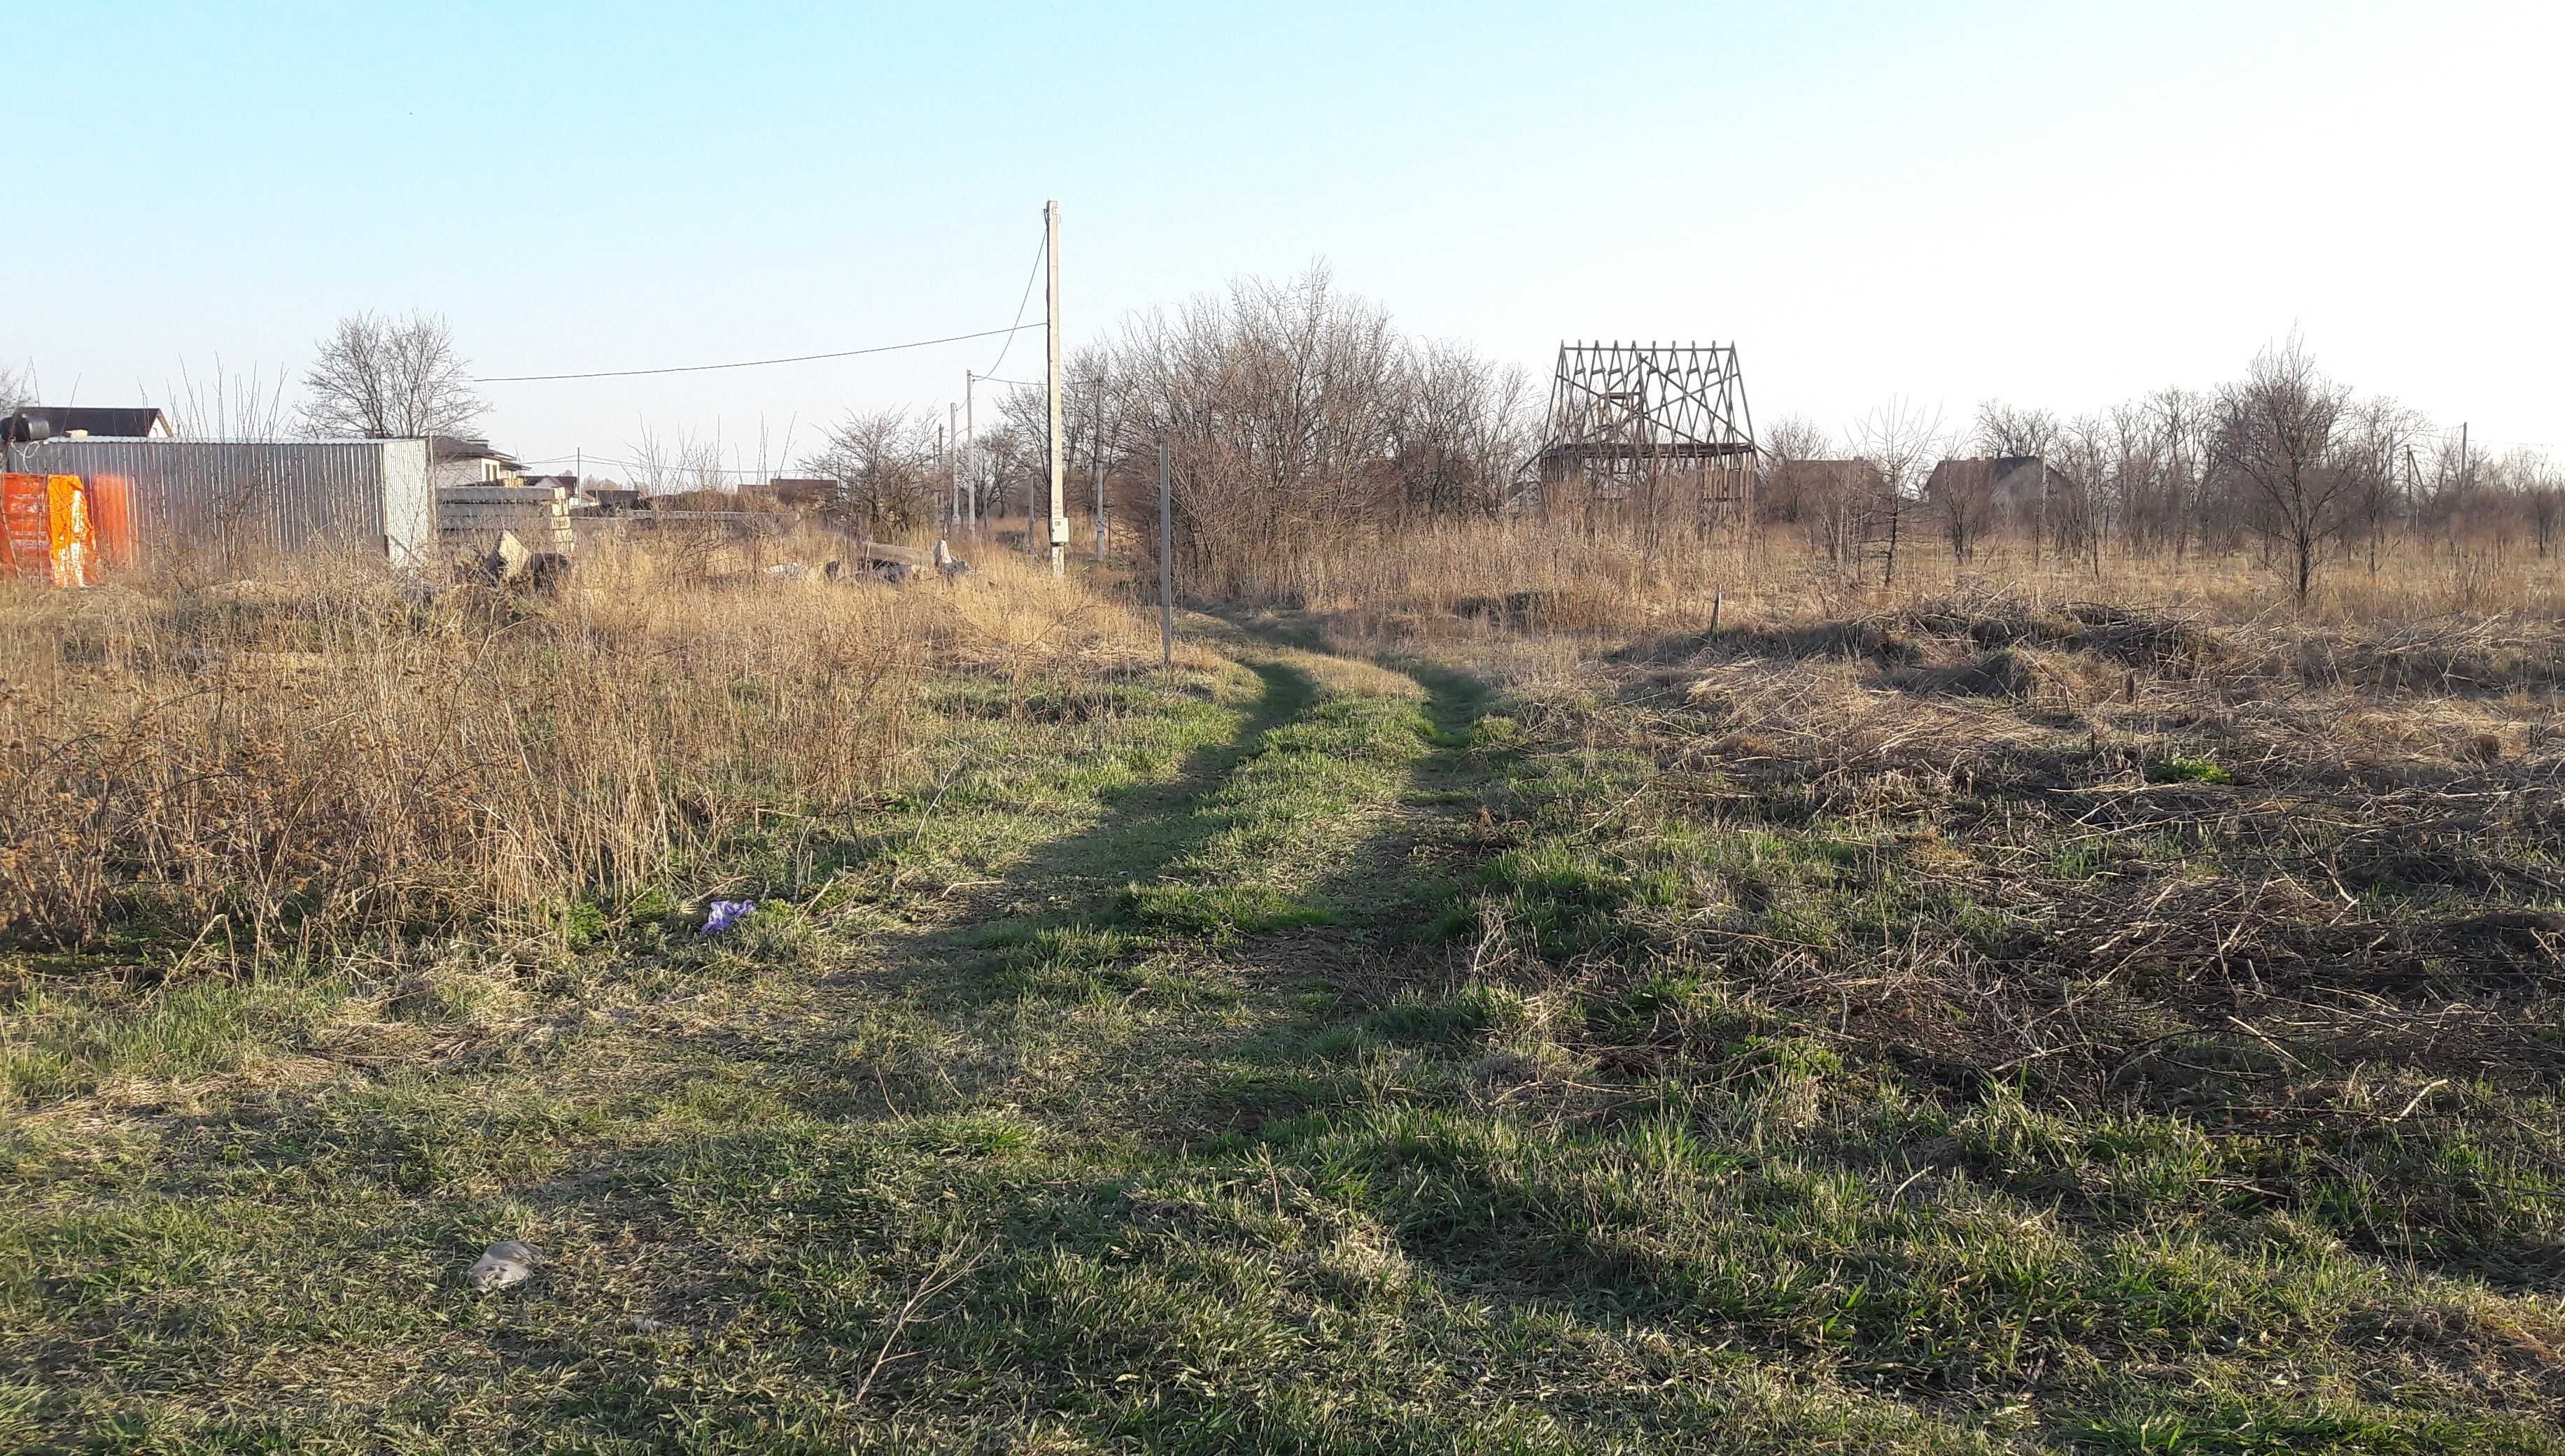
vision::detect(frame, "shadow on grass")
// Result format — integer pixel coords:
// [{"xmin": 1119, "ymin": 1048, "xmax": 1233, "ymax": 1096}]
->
[{"xmin": 881, "ymin": 657, "xmax": 1319, "ymax": 988}]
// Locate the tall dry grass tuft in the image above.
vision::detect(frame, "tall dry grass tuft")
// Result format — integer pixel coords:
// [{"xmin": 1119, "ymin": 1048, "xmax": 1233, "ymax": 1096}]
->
[{"xmin": 0, "ymin": 535, "xmax": 1153, "ymax": 958}]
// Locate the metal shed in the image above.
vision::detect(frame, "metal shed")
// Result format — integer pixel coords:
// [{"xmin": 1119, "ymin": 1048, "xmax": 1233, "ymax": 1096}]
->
[{"xmin": 0, "ymin": 437, "xmax": 434, "ymax": 568}]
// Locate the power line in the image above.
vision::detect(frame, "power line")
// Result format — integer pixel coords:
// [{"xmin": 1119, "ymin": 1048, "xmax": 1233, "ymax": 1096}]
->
[
  {"xmin": 981, "ymin": 233, "xmax": 1048, "ymax": 380},
  {"xmin": 475, "ymin": 323, "xmax": 1041, "ymax": 383}
]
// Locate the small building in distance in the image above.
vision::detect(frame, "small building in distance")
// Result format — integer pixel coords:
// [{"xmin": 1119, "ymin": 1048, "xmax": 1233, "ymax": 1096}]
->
[
  {"xmin": 1923, "ymin": 456, "xmax": 2069, "ymax": 521},
  {"xmin": 766, "ymin": 477, "xmax": 838, "ymax": 509},
  {"xmin": 429, "ymin": 435, "xmax": 526, "ymax": 491}
]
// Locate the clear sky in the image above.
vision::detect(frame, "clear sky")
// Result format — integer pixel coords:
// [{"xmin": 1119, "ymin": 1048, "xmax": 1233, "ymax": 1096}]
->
[{"xmin": 14, "ymin": 0, "xmax": 2560, "ymax": 474}]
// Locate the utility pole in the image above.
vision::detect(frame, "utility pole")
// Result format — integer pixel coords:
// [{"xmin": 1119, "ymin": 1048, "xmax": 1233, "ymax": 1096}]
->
[
  {"xmin": 1158, "ymin": 439, "xmax": 1174, "ymax": 670},
  {"xmin": 948, "ymin": 402, "xmax": 961, "ymax": 530},
  {"xmin": 964, "ymin": 371, "xmax": 977, "ymax": 535},
  {"xmin": 1092, "ymin": 387, "xmax": 1107, "ymax": 562},
  {"xmin": 1043, "ymin": 199, "xmax": 1065, "ymax": 576}
]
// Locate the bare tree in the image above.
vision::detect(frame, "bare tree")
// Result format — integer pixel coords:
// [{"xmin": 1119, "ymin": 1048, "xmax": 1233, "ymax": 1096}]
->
[
  {"xmin": 808, "ymin": 407, "xmax": 938, "ymax": 535},
  {"xmin": 2506, "ymin": 449, "xmax": 2561, "ymax": 559},
  {"xmin": 1393, "ymin": 340, "xmax": 1533, "ymax": 523},
  {"xmin": 1932, "ymin": 458, "xmax": 2000, "ymax": 565},
  {"xmin": 300, "ymin": 311, "xmax": 488, "ymax": 439},
  {"xmin": 1852, "ymin": 398, "xmax": 1949, "ymax": 589},
  {"xmin": 2142, "ymin": 388, "xmax": 2212, "ymax": 560},
  {"xmin": 969, "ymin": 419, "xmax": 1034, "ymax": 525},
  {"xmin": 2344, "ymin": 397, "xmax": 2426, "ymax": 573},
  {"xmin": 2214, "ymin": 335, "xmax": 2352, "ymax": 606},
  {"xmin": 163, "ymin": 359, "xmax": 293, "ymax": 439},
  {"xmin": 0, "ymin": 358, "xmax": 29, "ymax": 414},
  {"xmin": 1102, "ymin": 262, "xmax": 1409, "ymax": 589}
]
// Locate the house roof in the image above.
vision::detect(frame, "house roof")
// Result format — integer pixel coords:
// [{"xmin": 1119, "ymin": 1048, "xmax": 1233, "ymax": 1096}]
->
[
  {"xmin": 428, "ymin": 434, "xmax": 523, "ymax": 466},
  {"xmin": 25, "ymin": 406, "xmax": 167, "ymax": 438}
]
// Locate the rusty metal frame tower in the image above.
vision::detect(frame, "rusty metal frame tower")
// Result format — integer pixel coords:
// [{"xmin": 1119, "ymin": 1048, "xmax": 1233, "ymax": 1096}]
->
[{"xmin": 1534, "ymin": 340, "xmax": 1757, "ymax": 537}]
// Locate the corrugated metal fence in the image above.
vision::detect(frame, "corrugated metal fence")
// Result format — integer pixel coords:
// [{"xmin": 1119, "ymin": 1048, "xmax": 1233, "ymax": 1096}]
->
[{"xmin": 0, "ymin": 438, "xmax": 433, "ymax": 567}]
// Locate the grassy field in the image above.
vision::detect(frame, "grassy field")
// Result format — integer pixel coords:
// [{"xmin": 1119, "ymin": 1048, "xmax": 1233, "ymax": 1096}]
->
[{"xmin": 5, "ymin": 544, "xmax": 2564, "ymax": 1452}]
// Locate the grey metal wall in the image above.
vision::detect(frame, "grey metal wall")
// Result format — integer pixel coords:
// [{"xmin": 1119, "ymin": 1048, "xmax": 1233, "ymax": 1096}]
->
[{"xmin": 2, "ymin": 437, "xmax": 434, "ymax": 566}]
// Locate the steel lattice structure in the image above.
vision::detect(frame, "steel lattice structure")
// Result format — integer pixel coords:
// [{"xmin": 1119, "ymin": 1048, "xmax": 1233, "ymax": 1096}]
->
[{"xmin": 1533, "ymin": 340, "xmax": 1757, "ymax": 534}]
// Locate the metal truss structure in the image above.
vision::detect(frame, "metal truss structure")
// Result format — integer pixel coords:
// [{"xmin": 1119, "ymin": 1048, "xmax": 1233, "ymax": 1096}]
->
[{"xmin": 1532, "ymin": 340, "xmax": 1757, "ymax": 536}]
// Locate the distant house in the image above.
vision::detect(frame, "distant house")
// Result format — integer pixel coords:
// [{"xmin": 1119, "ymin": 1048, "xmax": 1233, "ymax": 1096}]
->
[
  {"xmin": 1924, "ymin": 456, "xmax": 2069, "ymax": 518},
  {"xmin": 766, "ymin": 477, "xmax": 838, "ymax": 509},
  {"xmin": 428, "ymin": 435, "xmax": 525, "ymax": 491},
  {"xmin": 9, "ymin": 406, "xmax": 171, "ymax": 439}
]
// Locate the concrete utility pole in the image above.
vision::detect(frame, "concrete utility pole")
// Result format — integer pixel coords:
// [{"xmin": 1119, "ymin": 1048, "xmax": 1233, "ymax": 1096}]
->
[
  {"xmin": 964, "ymin": 371, "xmax": 976, "ymax": 535},
  {"xmin": 1043, "ymin": 199, "xmax": 1066, "ymax": 576}
]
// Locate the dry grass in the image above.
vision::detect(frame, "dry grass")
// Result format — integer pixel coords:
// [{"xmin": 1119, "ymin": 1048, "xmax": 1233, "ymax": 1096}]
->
[
  {"xmin": 10, "ymin": 517, "xmax": 2565, "ymax": 1448},
  {"xmin": 1215, "ymin": 518, "xmax": 2565, "ymax": 644},
  {"xmin": 0, "ymin": 534, "xmax": 1156, "ymax": 960},
  {"xmin": 1305, "ymin": 566, "xmax": 2565, "ymax": 1300}
]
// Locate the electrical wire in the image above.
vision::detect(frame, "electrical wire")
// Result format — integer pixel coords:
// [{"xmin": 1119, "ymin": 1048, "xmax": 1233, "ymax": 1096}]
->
[
  {"xmin": 979, "ymin": 233, "xmax": 1047, "ymax": 381},
  {"xmin": 475, "ymin": 323, "xmax": 1040, "ymax": 384}
]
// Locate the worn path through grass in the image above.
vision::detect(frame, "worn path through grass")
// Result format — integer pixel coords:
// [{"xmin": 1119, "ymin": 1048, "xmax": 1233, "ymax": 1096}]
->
[
  {"xmin": 13, "ymin": 612, "xmax": 2561, "ymax": 1454},
  {"xmin": 1, "ymin": 621, "xmax": 1576, "ymax": 1452}
]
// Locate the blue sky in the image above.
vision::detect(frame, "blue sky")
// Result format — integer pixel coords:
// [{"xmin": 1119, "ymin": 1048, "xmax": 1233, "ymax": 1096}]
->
[{"xmin": 15, "ymin": 0, "xmax": 2559, "ymax": 472}]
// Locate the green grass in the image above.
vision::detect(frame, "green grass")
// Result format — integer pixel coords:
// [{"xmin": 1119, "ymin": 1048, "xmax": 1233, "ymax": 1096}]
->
[{"xmin": 3, "ymin": 619, "xmax": 2563, "ymax": 1453}]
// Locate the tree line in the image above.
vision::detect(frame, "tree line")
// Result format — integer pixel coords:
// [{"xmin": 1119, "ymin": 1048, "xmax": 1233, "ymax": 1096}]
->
[
  {"xmin": 20, "ymin": 286, "xmax": 2549, "ymax": 609},
  {"xmin": 1757, "ymin": 334, "xmax": 2555, "ymax": 602},
  {"xmin": 808, "ymin": 272, "xmax": 2552, "ymax": 606}
]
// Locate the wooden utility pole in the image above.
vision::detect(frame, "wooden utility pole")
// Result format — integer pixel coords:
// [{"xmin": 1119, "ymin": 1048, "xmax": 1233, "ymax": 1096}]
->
[
  {"xmin": 1043, "ymin": 199, "xmax": 1065, "ymax": 576},
  {"xmin": 1158, "ymin": 439, "xmax": 1174, "ymax": 669}
]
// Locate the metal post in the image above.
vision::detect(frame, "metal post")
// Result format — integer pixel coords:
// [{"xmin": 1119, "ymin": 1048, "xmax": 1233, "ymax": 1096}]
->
[
  {"xmin": 1157, "ymin": 439, "xmax": 1174, "ymax": 670},
  {"xmin": 1043, "ymin": 199, "xmax": 1065, "ymax": 576}
]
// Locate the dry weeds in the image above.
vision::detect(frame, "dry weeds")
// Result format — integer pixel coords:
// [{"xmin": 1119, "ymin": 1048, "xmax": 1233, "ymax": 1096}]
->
[{"xmin": 0, "ymin": 535, "xmax": 1156, "ymax": 959}]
